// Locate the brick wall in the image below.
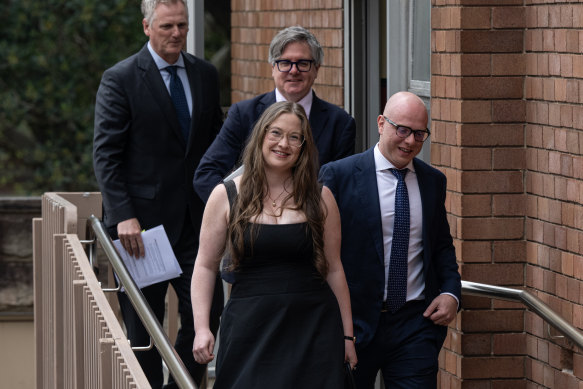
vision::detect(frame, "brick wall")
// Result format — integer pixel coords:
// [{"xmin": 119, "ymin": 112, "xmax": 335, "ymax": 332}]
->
[
  {"xmin": 432, "ymin": 2, "xmax": 526, "ymax": 386},
  {"xmin": 230, "ymin": 0, "xmax": 345, "ymax": 106},
  {"xmin": 230, "ymin": 0, "xmax": 583, "ymax": 386},
  {"xmin": 524, "ymin": 2, "xmax": 583, "ymax": 388},
  {"xmin": 433, "ymin": 0, "xmax": 583, "ymax": 387}
]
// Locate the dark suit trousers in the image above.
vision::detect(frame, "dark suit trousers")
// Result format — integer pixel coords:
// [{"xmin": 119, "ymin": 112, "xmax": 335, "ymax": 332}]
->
[
  {"xmin": 118, "ymin": 271, "xmax": 223, "ymax": 388},
  {"xmin": 117, "ymin": 214, "xmax": 224, "ymax": 389},
  {"xmin": 353, "ymin": 301, "xmax": 447, "ymax": 389}
]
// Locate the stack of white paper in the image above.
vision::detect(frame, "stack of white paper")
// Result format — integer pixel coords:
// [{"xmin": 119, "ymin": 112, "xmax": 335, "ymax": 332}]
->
[{"xmin": 113, "ymin": 225, "xmax": 182, "ymax": 289}]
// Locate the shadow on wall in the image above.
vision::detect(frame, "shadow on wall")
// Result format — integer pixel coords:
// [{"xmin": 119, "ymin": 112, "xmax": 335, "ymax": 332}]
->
[{"xmin": 0, "ymin": 197, "xmax": 40, "ymax": 389}]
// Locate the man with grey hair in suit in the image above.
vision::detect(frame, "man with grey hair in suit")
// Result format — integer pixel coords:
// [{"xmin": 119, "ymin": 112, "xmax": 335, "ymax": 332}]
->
[
  {"xmin": 93, "ymin": 0, "xmax": 223, "ymax": 387},
  {"xmin": 194, "ymin": 25, "xmax": 356, "ymax": 202}
]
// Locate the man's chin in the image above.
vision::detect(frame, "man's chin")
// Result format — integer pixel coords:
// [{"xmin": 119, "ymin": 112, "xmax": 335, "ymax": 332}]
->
[{"xmin": 283, "ymin": 87, "xmax": 309, "ymax": 101}]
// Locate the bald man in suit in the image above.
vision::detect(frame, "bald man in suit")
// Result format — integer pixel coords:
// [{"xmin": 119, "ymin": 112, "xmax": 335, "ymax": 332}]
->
[{"xmin": 320, "ymin": 92, "xmax": 461, "ymax": 388}]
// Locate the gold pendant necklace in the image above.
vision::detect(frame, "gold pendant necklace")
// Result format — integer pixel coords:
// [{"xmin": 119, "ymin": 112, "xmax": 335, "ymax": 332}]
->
[{"xmin": 267, "ymin": 188, "xmax": 287, "ymax": 209}]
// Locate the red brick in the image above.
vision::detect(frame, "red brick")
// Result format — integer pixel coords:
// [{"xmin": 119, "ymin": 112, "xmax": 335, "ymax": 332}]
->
[
  {"xmin": 555, "ymin": 29, "xmax": 568, "ymax": 53},
  {"xmin": 543, "ymin": 364, "xmax": 554, "ymax": 387},
  {"xmin": 461, "ymin": 240, "xmax": 493, "ymax": 263},
  {"xmin": 550, "ymin": 54, "xmax": 561, "ymax": 77},
  {"xmin": 530, "ymin": 30, "xmax": 543, "ymax": 52},
  {"xmin": 538, "ymin": 53, "xmax": 549, "ymax": 76},
  {"xmin": 566, "ymin": 30, "xmax": 579, "ymax": 53},
  {"xmin": 460, "ymin": 171, "xmax": 523, "ymax": 193},
  {"xmin": 460, "ymin": 101, "xmax": 492, "ymax": 123},
  {"xmin": 493, "ymin": 333, "xmax": 526, "ymax": 355},
  {"xmin": 459, "ymin": 194, "xmax": 491, "ymax": 217},
  {"xmin": 560, "ymin": 4, "xmax": 574, "ymax": 28},
  {"xmin": 562, "ymin": 252, "xmax": 574, "ymax": 277},
  {"xmin": 461, "ymin": 77, "xmax": 523, "ymax": 99},
  {"xmin": 490, "ymin": 379, "xmax": 527, "ymax": 389},
  {"xmin": 444, "ymin": 349, "xmax": 459, "ymax": 375},
  {"xmin": 460, "ymin": 30, "xmax": 523, "ymax": 53},
  {"xmin": 492, "ymin": 100, "xmax": 526, "ymax": 123},
  {"xmin": 462, "ymin": 333, "xmax": 492, "ymax": 355},
  {"xmin": 461, "ymin": 148, "xmax": 491, "ymax": 170},
  {"xmin": 543, "ymin": 30, "xmax": 555, "ymax": 52},
  {"xmin": 459, "ymin": 124, "xmax": 524, "ymax": 146},
  {"xmin": 492, "ymin": 7, "xmax": 525, "ymax": 29},
  {"xmin": 460, "ymin": 218, "xmax": 524, "ymax": 240},
  {"xmin": 458, "ymin": 0, "xmax": 523, "ymax": 4},
  {"xmin": 461, "ymin": 54, "xmax": 492, "ymax": 76},
  {"xmin": 463, "ymin": 263, "xmax": 524, "ymax": 285},
  {"xmin": 566, "ymin": 79, "xmax": 579, "ymax": 104},
  {"xmin": 461, "ymin": 7, "xmax": 492, "ymax": 29},
  {"xmin": 543, "ymin": 78, "xmax": 555, "ymax": 101},
  {"xmin": 574, "ymin": 352, "xmax": 583, "ymax": 379},
  {"xmin": 463, "ymin": 310, "xmax": 524, "ymax": 333},
  {"xmin": 537, "ymin": 6, "xmax": 550, "ymax": 29},
  {"xmin": 492, "ymin": 54, "xmax": 525, "ymax": 75},
  {"xmin": 492, "ymin": 194, "xmax": 526, "ymax": 216},
  {"xmin": 462, "ymin": 356, "xmax": 525, "ymax": 379},
  {"xmin": 493, "ymin": 240, "xmax": 525, "ymax": 263},
  {"xmin": 561, "ymin": 54, "xmax": 573, "ymax": 78}
]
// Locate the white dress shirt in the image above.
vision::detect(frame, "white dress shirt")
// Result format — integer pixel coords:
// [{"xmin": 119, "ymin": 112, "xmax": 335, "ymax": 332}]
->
[
  {"xmin": 275, "ymin": 87, "xmax": 313, "ymax": 118},
  {"xmin": 374, "ymin": 145, "xmax": 425, "ymax": 303}
]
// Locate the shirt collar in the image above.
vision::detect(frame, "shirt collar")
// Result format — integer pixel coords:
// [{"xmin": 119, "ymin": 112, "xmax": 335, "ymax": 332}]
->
[
  {"xmin": 373, "ymin": 143, "xmax": 415, "ymax": 173},
  {"xmin": 275, "ymin": 88, "xmax": 313, "ymax": 118},
  {"xmin": 147, "ymin": 41, "xmax": 185, "ymax": 70}
]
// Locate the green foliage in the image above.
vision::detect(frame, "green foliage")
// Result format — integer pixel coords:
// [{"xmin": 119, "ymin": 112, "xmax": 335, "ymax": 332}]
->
[{"xmin": 0, "ymin": 0, "xmax": 145, "ymax": 194}]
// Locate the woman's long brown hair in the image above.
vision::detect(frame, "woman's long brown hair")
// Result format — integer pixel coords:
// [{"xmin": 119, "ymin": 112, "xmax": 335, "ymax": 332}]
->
[{"xmin": 227, "ymin": 101, "xmax": 328, "ymax": 278}]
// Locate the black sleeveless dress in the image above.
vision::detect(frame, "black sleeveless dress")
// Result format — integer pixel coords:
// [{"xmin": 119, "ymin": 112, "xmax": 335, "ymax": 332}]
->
[{"xmin": 213, "ymin": 223, "xmax": 345, "ymax": 388}]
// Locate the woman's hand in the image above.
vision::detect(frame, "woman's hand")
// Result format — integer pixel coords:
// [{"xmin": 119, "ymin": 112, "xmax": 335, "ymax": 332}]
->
[
  {"xmin": 345, "ymin": 339, "xmax": 358, "ymax": 370},
  {"xmin": 192, "ymin": 329, "xmax": 215, "ymax": 364}
]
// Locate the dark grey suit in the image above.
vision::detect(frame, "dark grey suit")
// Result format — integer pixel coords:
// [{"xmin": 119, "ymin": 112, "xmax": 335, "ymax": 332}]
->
[{"xmin": 93, "ymin": 44, "xmax": 223, "ymax": 388}]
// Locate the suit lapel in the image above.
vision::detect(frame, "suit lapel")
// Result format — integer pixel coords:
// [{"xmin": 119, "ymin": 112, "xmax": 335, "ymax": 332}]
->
[
  {"xmin": 184, "ymin": 54, "xmax": 201, "ymax": 155},
  {"xmin": 136, "ymin": 46, "xmax": 187, "ymax": 151},
  {"xmin": 257, "ymin": 91, "xmax": 276, "ymax": 119},
  {"xmin": 308, "ymin": 92, "xmax": 328, "ymax": 144},
  {"xmin": 354, "ymin": 149, "xmax": 385, "ymax": 264}
]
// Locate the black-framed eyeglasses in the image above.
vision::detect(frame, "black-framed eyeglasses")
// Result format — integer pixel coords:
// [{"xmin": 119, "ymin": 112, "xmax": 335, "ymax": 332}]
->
[
  {"xmin": 274, "ymin": 59, "xmax": 315, "ymax": 73},
  {"xmin": 266, "ymin": 127, "xmax": 305, "ymax": 148},
  {"xmin": 383, "ymin": 116, "xmax": 430, "ymax": 142}
]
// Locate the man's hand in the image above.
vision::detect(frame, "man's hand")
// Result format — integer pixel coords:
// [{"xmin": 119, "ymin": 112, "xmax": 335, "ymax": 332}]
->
[
  {"xmin": 423, "ymin": 294, "xmax": 458, "ymax": 326},
  {"xmin": 117, "ymin": 218, "xmax": 145, "ymax": 258}
]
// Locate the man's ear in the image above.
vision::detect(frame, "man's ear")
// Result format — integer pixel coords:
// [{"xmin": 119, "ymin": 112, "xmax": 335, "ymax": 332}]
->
[
  {"xmin": 377, "ymin": 115, "xmax": 385, "ymax": 136},
  {"xmin": 142, "ymin": 19, "xmax": 150, "ymax": 37}
]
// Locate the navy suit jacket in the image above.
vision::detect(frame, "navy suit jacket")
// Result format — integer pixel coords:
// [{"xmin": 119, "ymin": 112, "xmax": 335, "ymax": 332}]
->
[
  {"xmin": 193, "ymin": 90, "xmax": 356, "ymax": 202},
  {"xmin": 319, "ymin": 147, "xmax": 461, "ymax": 347},
  {"xmin": 93, "ymin": 44, "xmax": 222, "ymax": 262}
]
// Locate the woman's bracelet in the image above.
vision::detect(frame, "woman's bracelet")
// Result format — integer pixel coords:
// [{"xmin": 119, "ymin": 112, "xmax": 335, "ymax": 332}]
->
[{"xmin": 344, "ymin": 335, "xmax": 356, "ymax": 343}]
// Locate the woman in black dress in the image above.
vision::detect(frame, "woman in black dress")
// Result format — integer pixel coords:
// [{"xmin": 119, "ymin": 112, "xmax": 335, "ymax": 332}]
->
[{"xmin": 191, "ymin": 101, "xmax": 357, "ymax": 388}]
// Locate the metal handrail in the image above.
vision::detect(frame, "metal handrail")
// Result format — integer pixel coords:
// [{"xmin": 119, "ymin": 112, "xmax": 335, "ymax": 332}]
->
[
  {"xmin": 89, "ymin": 215, "xmax": 197, "ymax": 389},
  {"xmin": 462, "ymin": 280, "xmax": 583, "ymax": 350}
]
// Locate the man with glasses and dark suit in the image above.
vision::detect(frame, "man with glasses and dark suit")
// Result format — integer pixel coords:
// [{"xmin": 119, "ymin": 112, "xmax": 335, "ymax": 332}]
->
[
  {"xmin": 193, "ymin": 25, "xmax": 356, "ymax": 202},
  {"xmin": 320, "ymin": 91, "xmax": 461, "ymax": 388}
]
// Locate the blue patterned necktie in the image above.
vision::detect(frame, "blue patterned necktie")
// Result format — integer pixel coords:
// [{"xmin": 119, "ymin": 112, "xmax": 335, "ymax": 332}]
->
[
  {"xmin": 165, "ymin": 66, "xmax": 191, "ymax": 142},
  {"xmin": 387, "ymin": 168, "xmax": 409, "ymax": 313}
]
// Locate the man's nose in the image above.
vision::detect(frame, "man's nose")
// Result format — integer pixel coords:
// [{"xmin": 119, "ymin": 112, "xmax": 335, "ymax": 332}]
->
[{"xmin": 289, "ymin": 63, "xmax": 301, "ymax": 74}]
